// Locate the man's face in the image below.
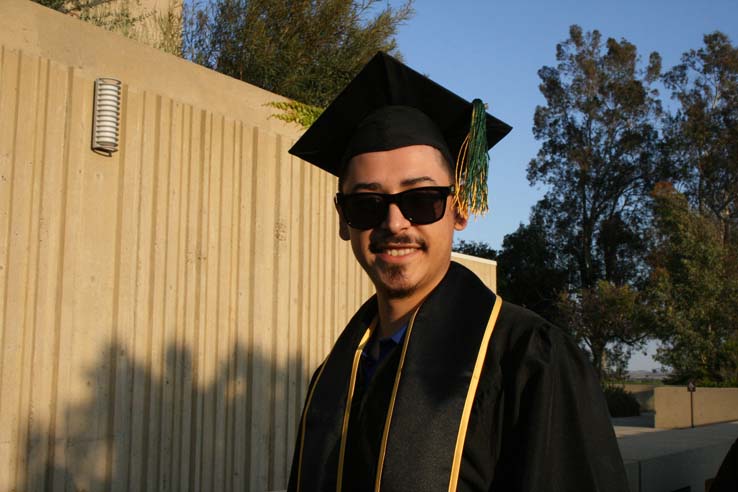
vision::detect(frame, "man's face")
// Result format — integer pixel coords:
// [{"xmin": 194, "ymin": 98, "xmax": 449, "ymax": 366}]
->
[{"xmin": 338, "ymin": 145, "xmax": 467, "ymax": 300}]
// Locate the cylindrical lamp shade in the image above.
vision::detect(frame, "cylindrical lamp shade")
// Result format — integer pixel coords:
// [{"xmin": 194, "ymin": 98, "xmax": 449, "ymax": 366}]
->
[{"xmin": 92, "ymin": 78, "xmax": 122, "ymax": 154}]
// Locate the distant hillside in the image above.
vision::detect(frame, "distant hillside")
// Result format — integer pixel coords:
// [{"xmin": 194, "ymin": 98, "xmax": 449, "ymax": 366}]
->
[{"xmin": 626, "ymin": 369, "xmax": 671, "ymax": 382}]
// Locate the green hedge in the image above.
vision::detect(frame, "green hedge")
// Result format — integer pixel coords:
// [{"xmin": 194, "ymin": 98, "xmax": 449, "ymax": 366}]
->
[{"xmin": 603, "ymin": 384, "xmax": 641, "ymax": 417}]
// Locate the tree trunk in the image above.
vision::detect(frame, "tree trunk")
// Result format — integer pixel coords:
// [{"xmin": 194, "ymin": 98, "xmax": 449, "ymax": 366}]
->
[{"xmin": 590, "ymin": 341, "xmax": 606, "ymax": 380}]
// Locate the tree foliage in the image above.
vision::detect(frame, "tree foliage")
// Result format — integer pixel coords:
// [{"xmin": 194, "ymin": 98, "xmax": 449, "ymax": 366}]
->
[
  {"xmin": 527, "ymin": 25, "xmax": 664, "ymax": 376},
  {"xmin": 529, "ymin": 25, "xmax": 662, "ymax": 290},
  {"xmin": 183, "ymin": 0, "xmax": 414, "ymax": 108},
  {"xmin": 453, "ymin": 240, "xmax": 498, "ymax": 261},
  {"xmin": 646, "ymin": 183, "xmax": 738, "ymax": 385},
  {"xmin": 265, "ymin": 100, "xmax": 325, "ymax": 129},
  {"xmin": 649, "ymin": 32, "xmax": 738, "ymax": 385},
  {"xmin": 495, "ymin": 209, "xmax": 568, "ymax": 323},
  {"xmin": 662, "ymin": 31, "xmax": 738, "ymax": 244},
  {"xmin": 558, "ymin": 280, "xmax": 650, "ymax": 379},
  {"xmin": 602, "ymin": 383, "xmax": 641, "ymax": 417}
]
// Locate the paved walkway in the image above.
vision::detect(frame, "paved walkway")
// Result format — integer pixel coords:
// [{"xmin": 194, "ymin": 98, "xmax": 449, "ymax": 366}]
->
[
  {"xmin": 612, "ymin": 412, "xmax": 656, "ymax": 436},
  {"xmin": 615, "ymin": 420, "xmax": 738, "ymax": 461},
  {"xmin": 612, "ymin": 420, "xmax": 738, "ymax": 491}
]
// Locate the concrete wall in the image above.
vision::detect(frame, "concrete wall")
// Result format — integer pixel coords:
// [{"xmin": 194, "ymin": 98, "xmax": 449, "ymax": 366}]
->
[
  {"xmin": 449, "ymin": 252, "xmax": 497, "ymax": 293},
  {"xmin": 0, "ymin": 2, "xmax": 497, "ymax": 491},
  {"xmin": 655, "ymin": 387, "xmax": 738, "ymax": 429}
]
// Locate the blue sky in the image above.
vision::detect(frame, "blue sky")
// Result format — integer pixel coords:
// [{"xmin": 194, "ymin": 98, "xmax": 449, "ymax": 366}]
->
[{"xmin": 388, "ymin": 0, "xmax": 738, "ymax": 370}]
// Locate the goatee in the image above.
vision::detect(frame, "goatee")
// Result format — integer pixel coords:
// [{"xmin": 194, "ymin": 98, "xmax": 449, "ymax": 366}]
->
[{"xmin": 381, "ymin": 264, "xmax": 417, "ymax": 299}]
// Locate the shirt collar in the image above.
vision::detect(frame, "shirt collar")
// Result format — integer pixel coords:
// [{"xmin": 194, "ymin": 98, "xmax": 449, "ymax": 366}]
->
[{"xmin": 389, "ymin": 323, "xmax": 408, "ymax": 344}]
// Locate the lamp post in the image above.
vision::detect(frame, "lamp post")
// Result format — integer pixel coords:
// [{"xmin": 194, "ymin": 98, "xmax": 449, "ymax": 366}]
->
[{"xmin": 687, "ymin": 380, "xmax": 696, "ymax": 428}]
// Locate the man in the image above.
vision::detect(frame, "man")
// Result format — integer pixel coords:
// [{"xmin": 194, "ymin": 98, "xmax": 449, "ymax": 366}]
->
[{"xmin": 287, "ymin": 52, "xmax": 628, "ymax": 491}]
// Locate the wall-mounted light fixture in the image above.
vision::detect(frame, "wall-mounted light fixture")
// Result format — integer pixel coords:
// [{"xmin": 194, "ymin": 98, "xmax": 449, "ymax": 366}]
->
[{"xmin": 92, "ymin": 78, "xmax": 122, "ymax": 155}]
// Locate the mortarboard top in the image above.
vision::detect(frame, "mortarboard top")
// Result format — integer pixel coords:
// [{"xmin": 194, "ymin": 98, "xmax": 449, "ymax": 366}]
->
[{"xmin": 288, "ymin": 51, "xmax": 512, "ymax": 217}]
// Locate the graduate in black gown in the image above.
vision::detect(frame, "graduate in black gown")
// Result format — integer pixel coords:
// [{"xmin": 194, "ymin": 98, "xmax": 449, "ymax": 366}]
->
[{"xmin": 287, "ymin": 52, "xmax": 629, "ymax": 492}]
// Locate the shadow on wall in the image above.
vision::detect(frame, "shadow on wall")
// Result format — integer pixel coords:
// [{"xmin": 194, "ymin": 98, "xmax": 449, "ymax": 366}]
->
[{"xmin": 20, "ymin": 339, "xmax": 305, "ymax": 492}]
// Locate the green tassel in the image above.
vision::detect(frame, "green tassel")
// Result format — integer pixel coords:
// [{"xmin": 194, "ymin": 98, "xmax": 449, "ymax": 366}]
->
[{"xmin": 454, "ymin": 98, "xmax": 489, "ymax": 218}]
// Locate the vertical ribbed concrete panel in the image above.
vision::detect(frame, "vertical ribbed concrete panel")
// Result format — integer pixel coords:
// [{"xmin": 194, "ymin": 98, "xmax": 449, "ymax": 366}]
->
[{"xmin": 0, "ymin": 2, "xmax": 498, "ymax": 491}]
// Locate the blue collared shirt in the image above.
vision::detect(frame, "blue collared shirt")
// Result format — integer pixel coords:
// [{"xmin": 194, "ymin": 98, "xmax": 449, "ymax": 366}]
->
[{"xmin": 361, "ymin": 324, "xmax": 407, "ymax": 381}]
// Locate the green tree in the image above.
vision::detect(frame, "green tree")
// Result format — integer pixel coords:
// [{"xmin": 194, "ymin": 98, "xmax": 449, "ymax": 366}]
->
[
  {"xmin": 184, "ymin": 0, "xmax": 414, "ymax": 108},
  {"xmin": 452, "ymin": 215, "xmax": 568, "ymax": 326},
  {"xmin": 495, "ymin": 208, "xmax": 568, "ymax": 323},
  {"xmin": 558, "ymin": 281, "xmax": 650, "ymax": 380},
  {"xmin": 453, "ymin": 240, "xmax": 498, "ymax": 261},
  {"xmin": 662, "ymin": 31, "xmax": 738, "ymax": 244},
  {"xmin": 528, "ymin": 25, "xmax": 664, "ymax": 376},
  {"xmin": 529, "ymin": 25, "xmax": 662, "ymax": 290},
  {"xmin": 647, "ymin": 183, "xmax": 738, "ymax": 385}
]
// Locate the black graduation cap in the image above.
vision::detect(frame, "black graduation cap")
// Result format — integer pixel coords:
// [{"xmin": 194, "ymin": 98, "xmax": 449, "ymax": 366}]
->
[{"xmin": 288, "ymin": 52, "xmax": 512, "ymax": 216}]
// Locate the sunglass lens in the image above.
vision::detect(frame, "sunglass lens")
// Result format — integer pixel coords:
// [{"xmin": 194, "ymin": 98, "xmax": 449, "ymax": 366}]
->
[
  {"xmin": 344, "ymin": 194, "xmax": 386, "ymax": 229},
  {"xmin": 400, "ymin": 189, "xmax": 447, "ymax": 224}
]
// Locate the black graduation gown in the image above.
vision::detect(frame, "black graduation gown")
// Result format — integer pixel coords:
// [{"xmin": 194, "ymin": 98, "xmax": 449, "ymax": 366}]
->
[{"xmin": 288, "ymin": 262, "xmax": 628, "ymax": 491}]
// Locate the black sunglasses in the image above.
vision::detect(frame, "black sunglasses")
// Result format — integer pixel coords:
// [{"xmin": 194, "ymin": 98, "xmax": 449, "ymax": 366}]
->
[{"xmin": 335, "ymin": 186, "xmax": 454, "ymax": 230}]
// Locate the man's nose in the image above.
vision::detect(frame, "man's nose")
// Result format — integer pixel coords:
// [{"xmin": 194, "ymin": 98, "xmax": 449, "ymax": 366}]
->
[{"xmin": 381, "ymin": 202, "xmax": 411, "ymax": 233}]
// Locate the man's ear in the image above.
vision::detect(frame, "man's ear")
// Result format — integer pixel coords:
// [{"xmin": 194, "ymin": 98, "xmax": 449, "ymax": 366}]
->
[
  {"xmin": 335, "ymin": 200, "xmax": 350, "ymax": 241},
  {"xmin": 454, "ymin": 207, "xmax": 469, "ymax": 232}
]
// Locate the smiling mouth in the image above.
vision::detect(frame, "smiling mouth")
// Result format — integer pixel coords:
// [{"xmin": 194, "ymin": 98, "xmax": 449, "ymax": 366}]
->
[
  {"xmin": 384, "ymin": 248, "xmax": 416, "ymax": 257},
  {"xmin": 370, "ymin": 235, "xmax": 426, "ymax": 256}
]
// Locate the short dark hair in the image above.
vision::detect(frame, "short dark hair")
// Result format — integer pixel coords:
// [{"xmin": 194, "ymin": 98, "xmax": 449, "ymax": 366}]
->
[{"xmin": 337, "ymin": 147, "xmax": 455, "ymax": 193}]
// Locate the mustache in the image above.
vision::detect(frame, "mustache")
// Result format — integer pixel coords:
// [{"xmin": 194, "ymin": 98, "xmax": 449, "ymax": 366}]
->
[{"xmin": 369, "ymin": 234, "xmax": 427, "ymax": 253}]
